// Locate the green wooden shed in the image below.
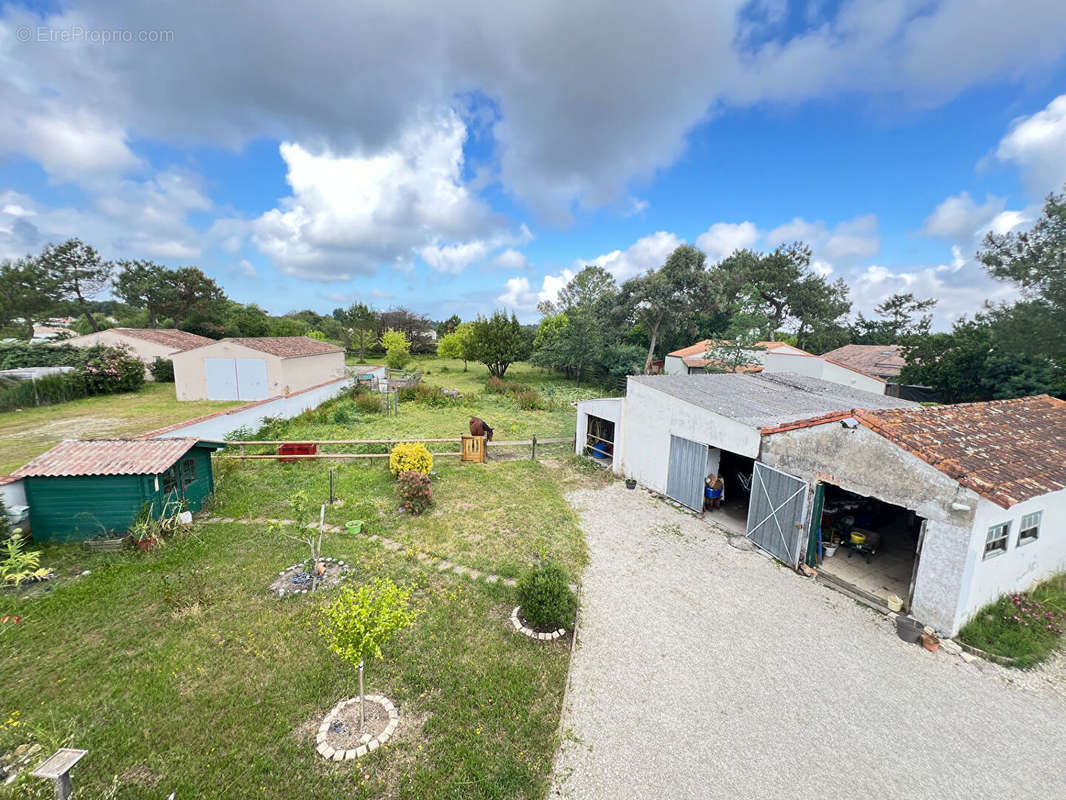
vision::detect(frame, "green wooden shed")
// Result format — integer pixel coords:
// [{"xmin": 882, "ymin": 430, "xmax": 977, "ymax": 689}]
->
[{"xmin": 12, "ymin": 438, "xmax": 226, "ymax": 543}]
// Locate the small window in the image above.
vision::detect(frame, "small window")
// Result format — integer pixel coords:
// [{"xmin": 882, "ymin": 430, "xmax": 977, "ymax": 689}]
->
[
  {"xmin": 162, "ymin": 468, "xmax": 178, "ymax": 495},
  {"xmin": 1018, "ymin": 512, "xmax": 1041, "ymax": 545},
  {"xmin": 181, "ymin": 457, "xmax": 196, "ymax": 488},
  {"xmin": 984, "ymin": 522, "xmax": 1010, "ymax": 558}
]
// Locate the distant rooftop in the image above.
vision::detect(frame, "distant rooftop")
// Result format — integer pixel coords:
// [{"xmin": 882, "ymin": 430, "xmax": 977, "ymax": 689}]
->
[
  {"xmin": 628, "ymin": 372, "xmax": 913, "ymax": 429},
  {"xmin": 221, "ymin": 337, "xmax": 343, "ymax": 358},
  {"xmin": 821, "ymin": 344, "xmax": 906, "ymax": 378}
]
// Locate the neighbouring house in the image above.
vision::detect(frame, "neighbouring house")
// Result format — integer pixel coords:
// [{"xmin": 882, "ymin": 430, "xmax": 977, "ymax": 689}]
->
[
  {"xmin": 761, "ymin": 349, "xmax": 887, "ymax": 395},
  {"xmin": 11, "ymin": 438, "xmax": 225, "ymax": 542},
  {"xmin": 63, "ymin": 328, "xmax": 215, "ymax": 379},
  {"xmin": 820, "ymin": 344, "xmax": 938, "ymax": 401},
  {"xmin": 575, "ymin": 375, "xmax": 1066, "ymax": 635},
  {"xmin": 171, "ymin": 337, "xmax": 345, "ymax": 401},
  {"xmin": 663, "ymin": 340, "xmax": 807, "ymax": 375}
]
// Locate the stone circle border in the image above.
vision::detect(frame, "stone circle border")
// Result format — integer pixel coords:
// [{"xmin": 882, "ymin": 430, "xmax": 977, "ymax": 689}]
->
[
  {"xmin": 275, "ymin": 557, "xmax": 347, "ymax": 597},
  {"xmin": 510, "ymin": 606, "xmax": 566, "ymax": 641},
  {"xmin": 316, "ymin": 694, "xmax": 398, "ymax": 761}
]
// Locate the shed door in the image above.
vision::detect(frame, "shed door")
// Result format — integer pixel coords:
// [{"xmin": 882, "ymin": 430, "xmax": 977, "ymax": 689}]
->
[
  {"xmin": 205, "ymin": 358, "xmax": 238, "ymax": 400},
  {"xmin": 235, "ymin": 358, "xmax": 268, "ymax": 400},
  {"xmin": 745, "ymin": 463, "xmax": 808, "ymax": 567},
  {"xmin": 666, "ymin": 435, "xmax": 707, "ymax": 511}
]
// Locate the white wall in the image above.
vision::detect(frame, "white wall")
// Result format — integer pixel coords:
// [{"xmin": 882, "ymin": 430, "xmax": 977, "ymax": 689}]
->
[
  {"xmin": 955, "ymin": 489, "xmax": 1066, "ymax": 627},
  {"xmin": 575, "ymin": 398, "xmax": 623, "ymax": 471},
  {"xmin": 663, "ymin": 355, "xmax": 687, "ymax": 375},
  {"xmin": 763, "ymin": 352, "xmax": 885, "ymax": 395},
  {"xmin": 172, "ymin": 341, "xmax": 345, "ymax": 401},
  {"xmin": 152, "ymin": 376, "xmax": 354, "ymax": 441},
  {"xmin": 618, "ymin": 379, "xmax": 760, "ymax": 494}
]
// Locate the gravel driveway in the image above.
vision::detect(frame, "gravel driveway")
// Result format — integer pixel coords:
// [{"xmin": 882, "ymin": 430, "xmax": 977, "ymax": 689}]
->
[{"xmin": 551, "ymin": 482, "xmax": 1066, "ymax": 800}]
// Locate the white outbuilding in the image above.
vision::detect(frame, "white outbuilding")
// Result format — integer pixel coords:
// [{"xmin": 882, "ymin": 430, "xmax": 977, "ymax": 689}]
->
[
  {"xmin": 171, "ymin": 337, "xmax": 345, "ymax": 401},
  {"xmin": 62, "ymin": 328, "xmax": 214, "ymax": 378}
]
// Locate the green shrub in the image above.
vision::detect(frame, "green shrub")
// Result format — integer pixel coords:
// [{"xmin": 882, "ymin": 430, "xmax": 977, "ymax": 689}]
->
[
  {"xmin": 149, "ymin": 358, "xmax": 175, "ymax": 382},
  {"xmin": 80, "ymin": 346, "xmax": 145, "ymax": 393},
  {"xmin": 385, "ymin": 345, "xmax": 410, "ymax": 369},
  {"xmin": 353, "ymin": 392, "xmax": 383, "ymax": 414},
  {"xmin": 396, "ymin": 470, "xmax": 432, "ymax": 514},
  {"xmin": 398, "ymin": 383, "xmax": 457, "ymax": 408},
  {"xmin": 0, "ymin": 342, "xmax": 86, "ymax": 369},
  {"xmin": 514, "ymin": 389, "xmax": 547, "ymax": 410},
  {"xmin": 0, "ymin": 372, "xmax": 81, "ymax": 411},
  {"xmin": 389, "ymin": 442, "xmax": 433, "ymax": 476},
  {"xmin": 331, "ymin": 404, "xmax": 355, "ymax": 425},
  {"xmin": 516, "ymin": 560, "xmax": 577, "ymax": 629}
]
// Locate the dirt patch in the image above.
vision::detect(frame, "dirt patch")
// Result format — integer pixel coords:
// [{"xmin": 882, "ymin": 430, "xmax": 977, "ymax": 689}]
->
[
  {"xmin": 270, "ymin": 559, "xmax": 346, "ymax": 596},
  {"xmin": 324, "ymin": 698, "xmax": 390, "ymax": 751},
  {"xmin": 120, "ymin": 765, "xmax": 160, "ymax": 789}
]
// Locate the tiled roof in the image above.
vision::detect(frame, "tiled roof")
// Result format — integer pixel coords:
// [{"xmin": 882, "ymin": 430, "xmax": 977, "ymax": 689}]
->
[
  {"xmin": 110, "ymin": 328, "xmax": 215, "ymax": 352},
  {"xmin": 820, "ymin": 344, "xmax": 905, "ymax": 378},
  {"xmin": 854, "ymin": 395, "xmax": 1066, "ymax": 508},
  {"xmin": 222, "ymin": 337, "xmax": 343, "ymax": 358},
  {"xmin": 668, "ymin": 339, "xmax": 795, "ymax": 358},
  {"xmin": 12, "ymin": 439, "xmax": 204, "ymax": 478},
  {"xmin": 762, "ymin": 395, "xmax": 1066, "ymax": 508}
]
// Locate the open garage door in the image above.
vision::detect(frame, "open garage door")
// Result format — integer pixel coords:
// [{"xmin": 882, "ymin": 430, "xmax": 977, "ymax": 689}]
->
[
  {"xmin": 666, "ymin": 435, "xmax": 707, "ymax": 511},
  {"xmin": 746, "ymin": 463, "xmax": 808, "ymax": 566}
]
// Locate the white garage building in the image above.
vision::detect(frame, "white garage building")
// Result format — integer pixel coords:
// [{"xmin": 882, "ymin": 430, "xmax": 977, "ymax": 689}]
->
[
  {"xmin": 172, "ymin": 337, "xmax": 345, "ymax": 401},
  {"xmin": 63, "ymin": 328, "xmax": 214, "ymax": 378},
  {"xmin": 576, "ymin": 374, "xmax": 1066, "ymax": 635}
]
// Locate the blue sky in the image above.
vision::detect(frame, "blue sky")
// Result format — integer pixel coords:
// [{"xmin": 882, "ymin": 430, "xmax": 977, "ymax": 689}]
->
[{"xmin": 2, "ymin": 1, "xmax": 1065, "ymax": 330}]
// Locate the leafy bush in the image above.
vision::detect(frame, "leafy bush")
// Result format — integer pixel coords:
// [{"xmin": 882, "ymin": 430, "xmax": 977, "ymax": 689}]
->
[
  {"xmin": 516, "ymin": 560, "xmax": 577, "ymax": 630},
  {"xmin": 514, "ymin": 390, "xmax": 547, "ymax": 410},
  {"xmin": 0, "ymin": 342, "xmax": 87, "ymax": 369},
  {"xmin": 485, "ymin": 376, "xmax": 532, "ymax": 395},
  {"xmin": 389, "ymin": 441, "xmax": 433, "ymax": 476},
  {"xmin": 385, "ymin": 345, "xmax": 410, "ymax": 369},
  {"xmin": 396, "ymin": 470, "xmax": 433, "ymax": 514},
  {"xmin": 398, "ymin": 383, "xmax": 458, "ymax": 408},
  {"xmin": 0, "ymin": 344, "xmax": 145, "ymax": 411},
  {"xmin": 353, "ymin": 392, "xmax": 383, "ymax": 414},
  {"xmin": 331, "ymin": 404, "xmax": 355, "ymax": 425},
  {"xmin": 1, "ymin": 532, "xmax": 48, "ymax": 588},
  {"xmin": 80, "ymin": 346, "xmax": 145, "ymax": 393},
  {"xmin": 149, "ymin": 357, "xmax": 175, "ymax": 382}
]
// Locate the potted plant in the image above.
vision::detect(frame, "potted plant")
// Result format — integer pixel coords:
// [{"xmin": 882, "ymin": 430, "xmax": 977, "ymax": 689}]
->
[{"xmin": 921, "ymin": 626, "xmax": 940, "ymax": 652}]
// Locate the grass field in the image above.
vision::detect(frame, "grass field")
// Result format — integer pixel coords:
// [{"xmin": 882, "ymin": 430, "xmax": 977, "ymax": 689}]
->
[
  {"xmin": 958, "ymin": 573, "xmax": 1066, "ymax": 667},
  {"xmin": 0, "ymin": 360, "xmax": 607, "ymax": 798},
  {"xmin": 0, "ymin": 383, "xmax": 241, "ymax": 474}
]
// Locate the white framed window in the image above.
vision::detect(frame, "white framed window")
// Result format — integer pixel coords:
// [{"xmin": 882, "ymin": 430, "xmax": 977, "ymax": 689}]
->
[
  {"xmin": 1018, "ymin": 511, "xmax": 1041, "ymax": 545},
  {"xmin": 984, "ymin": 522, "xmax": 1010, "ymax": 558}
]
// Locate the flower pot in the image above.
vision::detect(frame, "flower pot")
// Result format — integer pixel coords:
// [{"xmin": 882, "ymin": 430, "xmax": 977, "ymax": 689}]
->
[
  {"xmin": 921, "ymin": 633, "xmax": 940, "ymax": 652},
  {"xmin": 823, "ymin": 544, "xmax": 838, "ymax": 558},
  {"xmin": 896, "ymin": 616, "xmax": 923, "ymax": 644},
  {"xmin": 135, "ymin": 537, "xmax": 159, "ymax": 552},
  {"xmin": 625, "ymin": 479, "xmax": 636, "ymax": 490}
]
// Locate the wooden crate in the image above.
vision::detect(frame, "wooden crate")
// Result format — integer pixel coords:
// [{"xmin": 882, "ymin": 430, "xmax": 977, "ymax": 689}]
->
[{"xmin": 461, "ymin": 435, "xmax": 485, "ymax": 463}]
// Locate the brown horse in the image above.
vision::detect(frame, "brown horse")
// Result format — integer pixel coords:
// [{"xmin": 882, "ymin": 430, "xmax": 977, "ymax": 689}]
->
[{"xmin": 469, "ymin": 417, "xmax": 494, "ymax": 442}]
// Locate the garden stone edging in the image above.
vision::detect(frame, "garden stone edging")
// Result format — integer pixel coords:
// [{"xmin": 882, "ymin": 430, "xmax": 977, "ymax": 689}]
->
[
  {"xmin": 316, "ymin": 694, "xmax": 398, "ymax": 761},
  {"xmin": 273, "ymin": 557, "xmax": 347, "ymax": 597},
  {"xmin": 510, "ymin": 606, "xmax": 566, "ymax": 641}
]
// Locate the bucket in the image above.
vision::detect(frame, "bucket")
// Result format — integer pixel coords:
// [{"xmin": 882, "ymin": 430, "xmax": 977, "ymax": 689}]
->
[
  {"xmin": 625, "ymin": 479, "xmax": 636, "ymax": 490},
  {"xmin": 823, "ymin": 544, "xmax": 838, "ymax": 558},
  {"xmin": 896, "ymin": 616, "xmax": 923, "ymax": 644},
  {"xmin": 849, "ymin": 531, "xmax": 866, "ymax": 545}
]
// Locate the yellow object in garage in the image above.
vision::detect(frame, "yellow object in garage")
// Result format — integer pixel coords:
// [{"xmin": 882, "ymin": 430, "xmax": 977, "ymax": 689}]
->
[{"xmin": 849, "ymin": 531, "xmax": 867, "ymax": 545}]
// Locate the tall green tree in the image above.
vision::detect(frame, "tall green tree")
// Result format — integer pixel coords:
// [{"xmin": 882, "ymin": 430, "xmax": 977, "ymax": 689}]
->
[
  {"xmin": 156, "ymin": 267, "xmax": 227, "ymax": 329},
  {"xmin": 436, "ymin": 321, "xmax": 474, "ymax": 369},
  {"xmin": 38, "ymin": 239, "xmax": 112, "ymax": 332},
  {"xmin": 113, "ymin": 260, "xmax": 170, "ymax": 327},
  {"xmin": 716, "ymin": 243, "xmax": 850, "ymax": 350},
  {"xmin": 334, "ymin": 303, "xmax": 378, "ymax": 361},
  {"xmin": 0, "ymin": 256, "xmax": 60, "ymax": 338},
  {"xmin": 467, "ymin": 311, "xmax": 531, "ymax": 378},
  {"xmin": 852, "ymin": 292, "xmax": 937, "ymax": 345},
  {"xmin": 535, "ymin": 266, "xmax": 619, "ymax": 384},
  {"xmin": 618, "ymin": 245, "xmax": 715, "ymax": 373}
]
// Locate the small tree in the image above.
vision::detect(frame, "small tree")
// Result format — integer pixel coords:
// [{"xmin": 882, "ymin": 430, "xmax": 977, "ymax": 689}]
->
[
  {"xmin": 466, "ymin": 311, "xmax": 531, "ymax": 378},
  {"xmin": 319, "ymin": 578, "xmax": 418, "ymax": 731},
  {"xmin": 381, "ymin": 328, "xmax": 411, "ymax": 369},
  {"xmin": 436, "ymin": 321, "xmax": 473, "ymax": 370},
  {"xmin": 271, "ymin": 493, "xmax": 329, "ymax": 589}
]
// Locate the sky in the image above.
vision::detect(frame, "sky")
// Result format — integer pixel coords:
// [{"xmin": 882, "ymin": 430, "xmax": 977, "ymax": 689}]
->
[{"xmin": 1, "ymin": 1, "xmax": 1065, "ymax": 331}]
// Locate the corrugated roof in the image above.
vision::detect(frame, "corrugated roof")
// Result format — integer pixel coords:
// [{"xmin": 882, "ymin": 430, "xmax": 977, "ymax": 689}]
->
[
  {"xmin": 221, "ymin": 337, "xmax": 343, "ymax": 358},
  {"xmin": 12, "ymin": 439, "xmax": 206, "ymax": 478},
  {"xmin": 109, "ymin": 328, "xmax": 215, "ymax": 352},
  {"xmin": 821, "ymin": 344, "xmax": 905, "ymax": 378},
  {"xmin": 854, "ymin": 395, "xmax": 1066, "ymax": 508},
  {"xmin": 629, "ymin": 372, "xmax": 913, "ymax": 428}
]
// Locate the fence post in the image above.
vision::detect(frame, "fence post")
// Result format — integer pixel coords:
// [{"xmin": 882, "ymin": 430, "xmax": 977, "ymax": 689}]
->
[{"xmin": 531, "ymin": 433, "xmax": 536, "ymax": 460}]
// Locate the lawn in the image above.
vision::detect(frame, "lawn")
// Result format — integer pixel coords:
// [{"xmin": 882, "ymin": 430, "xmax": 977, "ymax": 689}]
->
[
  {"xmin": 958, "ymin": 573, "xmax": 1066, "ymax": 667},
  {"xmin": 0, "ymin": 364, "xmax": 604, "ymax": 797},
  {"xmin": 0, "ymin": 383, "xmax": 241, "ymax": 474}
]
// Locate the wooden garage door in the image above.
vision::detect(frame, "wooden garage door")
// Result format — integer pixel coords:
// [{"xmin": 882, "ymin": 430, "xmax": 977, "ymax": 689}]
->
[{"xmin": 205, "ymin": 358, "xmax": 268, "ymax": 401}]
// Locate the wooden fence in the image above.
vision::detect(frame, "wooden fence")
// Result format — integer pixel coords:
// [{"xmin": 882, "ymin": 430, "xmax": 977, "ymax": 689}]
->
[{"xmin": 216, "ymin": 436, "xmax": 574, "ymax": 462}]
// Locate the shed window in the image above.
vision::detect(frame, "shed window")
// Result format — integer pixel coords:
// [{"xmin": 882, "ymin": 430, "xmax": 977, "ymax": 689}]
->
[
  {"xmin": 181, "ymin": 457, "xmax": 196, "ymax": 488},
  {"xmin": 1018, "ymin": 512, "xmax": 1041, "ymax": 545},
  {"xmin": 162, "ymin": 468, "xmax": 178, "ymax": 495},
  {"xmin": 984, "ymin": 522, "xmax": 1010, "ymax": 558}
]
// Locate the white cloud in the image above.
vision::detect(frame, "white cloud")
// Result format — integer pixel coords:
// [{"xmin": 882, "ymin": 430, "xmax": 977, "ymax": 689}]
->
[
  {"xmin": 234, "ymin": 259, "xmax": 257, "ymax": 277},
  {"xmin": 250, "ymin": 110, "xmax": 506, "ymax": 280},
  {"xmin": 696, "ymin": 221, "xmax": 759, "ymax": 261},
  {"xmin": 493, "ymin": 248, "xmax": 529, "ymax": 270},
  {"xmin": 497, "ymin": 268, "xmax": 575, "ymax": 311},
  {"xmin": 580, "ymin": 231, "xmax": 682, "ymax": 282},
  {"xmin": 921, "ymin": 192, "xmax": 1005, "ymax": 240},
  {"xmin": 994, "ymin": 94, "xmax": 1066, "ymax": 197},
  {"xmin": 766, "ymin": 214, "xmax": 880, "ymax": 265}
]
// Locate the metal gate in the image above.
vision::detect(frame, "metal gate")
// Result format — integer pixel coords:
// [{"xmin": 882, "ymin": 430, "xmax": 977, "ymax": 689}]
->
[
  {"xmin": 666, "ymin": 435, "xmax": 707, "ymax": 511},
  {"xmin": 745, "ymin": 462, "xmax": 808, "ymax": 566}
]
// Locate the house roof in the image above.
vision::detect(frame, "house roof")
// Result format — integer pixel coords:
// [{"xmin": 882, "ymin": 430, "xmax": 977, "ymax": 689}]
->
[
  {"xmin": 668, "ymin": 339, "xmax": 795, "ymax": 359},
  {"xmin": 106, "ymin": 328, "xmax": 216, "ymax": 352},
  {"xmin": 12, "ymin": 438, "xmax": 221, "ymax": 478},
  {"xmin": 820, "ymin": 344, "xmax": 905, "ymax": 378},
  {"xmin": 628, "ymin": 372, "xmax": 913, "ymax": 429},
  {"xmin": 854, "ymin": 395, "xmax": 1066, "ymax": 508},
  {"xmin": 218, "ymin": 337, "xmax": 343, "ymax": 358}
]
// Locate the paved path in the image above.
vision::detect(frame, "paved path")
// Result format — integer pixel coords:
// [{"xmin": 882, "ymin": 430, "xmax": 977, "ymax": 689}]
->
[{"xmin": 551, "ymin": 483, "xmax": 1066, "ymax": 800}]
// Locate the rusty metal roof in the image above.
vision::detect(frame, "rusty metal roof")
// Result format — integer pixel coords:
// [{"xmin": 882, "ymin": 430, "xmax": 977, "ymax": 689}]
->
[{"xmin": 12, "ymin": 439, "xmax": 206, "ymax": 478}]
